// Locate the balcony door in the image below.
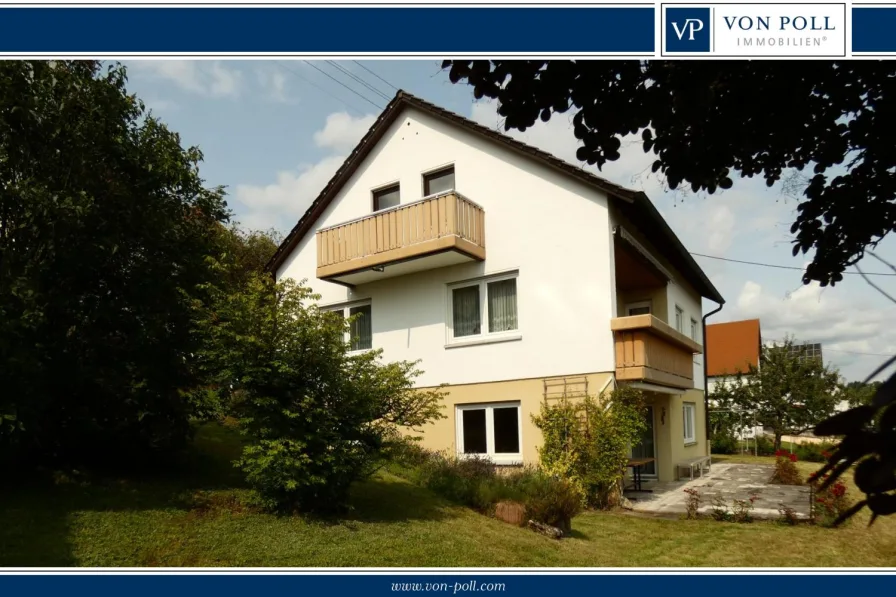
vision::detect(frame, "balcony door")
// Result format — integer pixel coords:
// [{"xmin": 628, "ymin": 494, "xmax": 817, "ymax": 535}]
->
[
  {"xmin": 625, "ymin": 300, "xmax": 652, "ymax": 316},
  {"xmin": 630, "ymin": 405, "xmax": 657, "ymax": 477}
]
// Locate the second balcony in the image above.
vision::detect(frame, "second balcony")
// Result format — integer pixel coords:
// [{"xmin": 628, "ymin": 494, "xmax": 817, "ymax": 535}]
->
[{"xmin": 316, "ymin": 192, "xmax": 486, "ymax": 286}]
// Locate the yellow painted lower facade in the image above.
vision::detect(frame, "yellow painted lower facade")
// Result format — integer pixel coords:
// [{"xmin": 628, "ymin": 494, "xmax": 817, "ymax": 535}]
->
[{"xmin": 415, "ymin": 372, "xmax": 708, "ymax": 483}]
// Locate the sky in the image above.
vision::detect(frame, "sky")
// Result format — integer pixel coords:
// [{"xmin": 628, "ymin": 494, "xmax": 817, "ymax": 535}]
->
[{"xmin": 120, "ymin": 59, "xmax": 896, "ymax": 383}]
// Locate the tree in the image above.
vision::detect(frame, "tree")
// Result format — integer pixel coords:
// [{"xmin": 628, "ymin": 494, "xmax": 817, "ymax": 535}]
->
[
  {"xmin": 0, "ymin": 61, "xmax": 228, "ymax": 470},
  {"xmin": 715, "ymin": 339, "xmax": 841, "ymax": 451},
  {"xmin": 842, "ymin": 380, "xmax": 882, "ymax": 409},
  {"xmin": 441, "ymin": 60, "xmax": 896, "ymax": 287},
  {"xmin": 191, "ymin": 271, "xmax": 446, "ymax": 512}
]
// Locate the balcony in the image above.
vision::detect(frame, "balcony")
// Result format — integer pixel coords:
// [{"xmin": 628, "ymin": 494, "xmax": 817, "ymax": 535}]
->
[
  {"xmin": 611, "ymin": 314, "xmax": 702, "ymax": 390},
  {"xmin": 316, "ymin": 192, "xmax": 486, "ymax": 286}
]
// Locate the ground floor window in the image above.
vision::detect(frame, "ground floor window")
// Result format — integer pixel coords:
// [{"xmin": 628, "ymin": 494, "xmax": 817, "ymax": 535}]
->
[
  {"xmin": 683, "ymin": 402, "xmax": 697, "ymax": 444},
  {"xmin": 456, "ymin": 402, "xmax": 522, "ymax": 465}
]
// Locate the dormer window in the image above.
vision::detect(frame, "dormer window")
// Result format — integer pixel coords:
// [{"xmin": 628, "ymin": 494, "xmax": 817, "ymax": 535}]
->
[
  {"xmin": 373, "ymin": 184, "xmax": 400, "ymax": 212},
  {"xmin": 423, "ymin": 166, "xmax": 455, "ymax": 196}
]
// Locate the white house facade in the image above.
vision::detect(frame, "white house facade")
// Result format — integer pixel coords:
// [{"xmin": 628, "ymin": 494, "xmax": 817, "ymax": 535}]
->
[{"xmin": 270, "ymin": 92, "xmax": 725, "ymax": 482}]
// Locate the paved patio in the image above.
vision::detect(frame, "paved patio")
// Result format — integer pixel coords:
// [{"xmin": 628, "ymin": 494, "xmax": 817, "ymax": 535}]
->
[{"xmin": 624, "ymin": 463, "xmax": 812, "ymax": 520}]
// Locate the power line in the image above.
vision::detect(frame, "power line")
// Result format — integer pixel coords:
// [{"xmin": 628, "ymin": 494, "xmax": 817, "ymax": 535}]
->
[
  {"xmin": 326, "ymin": 61, "xmax": 392, "ymax": 102},
  {"xmin": 302, "ymin": 60, "xmax": 384, "ymax": 111},
  {"xmin": 691, "ymin": 252, "xmax": 896, "ymax": 277},
  {"xmin": 273, "ymin": 61, "xmax": 368, "ymax": 116},
  {"xmin": 352, "ymin": 60, "xmax": 399, "ymax": 92}
]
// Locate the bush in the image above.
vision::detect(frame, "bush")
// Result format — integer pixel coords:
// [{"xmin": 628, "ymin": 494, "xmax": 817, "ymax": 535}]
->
[
  {"xmin": 794, "ymin": 441, "xmax": 838, "ymax": 463},
  {"xmin": 809, "ymin": 470, "xmax": 852, "ymax": 527},
  {"xmin": 771, "ymin": 450, "xmax": 803, "ymax": 485},
  {"xmin": 532, "ymin": 386, "xmax": 647, "ymax": 509},
  {"xmin": 406, "ymin": 452, "xmax": 583, "ymax": 530},
  {"xmin": 753, "ymin": 434, "xmax": 776, "ymax": 456},
  {"xmin": 711, "ymin": 433, "xmax": 739, "ymax": 455},
  {"xmin": 193, "ymin": 275, "xmax": 446, "ymax": 513}
]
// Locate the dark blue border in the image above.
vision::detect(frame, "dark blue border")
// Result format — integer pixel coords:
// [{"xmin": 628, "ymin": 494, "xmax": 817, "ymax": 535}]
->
[
  {"xmin": 0, "ymin": 7, "xmax": 654, "ymax": 53},
  {"xmin": 853, "ymin": 6, "xmax": 896, "ymax": 53},
  {"xmin": 0, "ymin": 574, "xmax": 892, "ymax": 596}
]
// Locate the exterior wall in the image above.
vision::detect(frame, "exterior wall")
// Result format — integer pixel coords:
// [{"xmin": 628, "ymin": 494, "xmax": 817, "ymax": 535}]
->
[
  {"xmin": 276, "ymin": 106, "xmax": 617, "ymax": 388},
  {"xmin": 638, "ymin": 389, "xmax": 708, "ymax": 482},
  {"xmin": 416, "ymin": 372, "xmax": 615, "ymax": 465}
]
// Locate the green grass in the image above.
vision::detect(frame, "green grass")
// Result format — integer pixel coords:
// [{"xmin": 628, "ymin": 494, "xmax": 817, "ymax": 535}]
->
[{"xmin": 2, "ymin": 428, "xmax": 895, "ymax": 567}]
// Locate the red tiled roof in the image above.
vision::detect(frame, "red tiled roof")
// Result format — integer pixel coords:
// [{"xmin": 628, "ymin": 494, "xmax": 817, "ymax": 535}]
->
[{"xmin": 706, "ymin": 319, "xmax": 762, "ymax": 377}]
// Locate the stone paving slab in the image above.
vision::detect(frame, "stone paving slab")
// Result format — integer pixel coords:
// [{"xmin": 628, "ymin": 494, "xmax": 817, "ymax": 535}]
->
[{"xmin": 625, "ymin": 463, "xmax": 811, "ymax": 520}]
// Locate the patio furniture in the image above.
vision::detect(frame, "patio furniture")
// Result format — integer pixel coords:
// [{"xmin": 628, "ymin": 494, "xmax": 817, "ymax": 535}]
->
[
  {"xmin": 677, "ymin": 455, "xmax": 712, "ymax": 481},
  {"xmin": 626, "ymin": 457, "xmax": 655, "ymax": 492}
]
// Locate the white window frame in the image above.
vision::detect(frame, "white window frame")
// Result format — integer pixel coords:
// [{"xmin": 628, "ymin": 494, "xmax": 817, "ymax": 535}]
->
[
  {"xmin": 625, "ymin": 300, "xmax": 652, "ymax": 316},
  {"xmin": 675, "ymin": 305, "xmax": 685, "ymax": 333},
  {"xmin": 446, "ymin": 271, "xmax": 521, "ymax": 347},
  {"xmin": 683, "ymin": 402, "xmax": 697, "ymax": 445},
  {"xmin": 323, "ymin": 299, "xmax": 372, "ymax": 353},
  {"xmin": 690, "ymin": 318, "xmax": 699, "ymax": 341},
  {"xmin": 455, "ymin": 402, "xmax": 523, "ymax": 466}
]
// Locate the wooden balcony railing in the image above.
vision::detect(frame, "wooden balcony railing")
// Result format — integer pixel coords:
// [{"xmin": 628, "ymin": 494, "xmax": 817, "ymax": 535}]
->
[
  {"xmin": 611, "ymin": 314, "xmax": 703, "ymax": 390},
  {"xmin": 316, "ymin": 192, "xmax": 486, "ymax": 282}
]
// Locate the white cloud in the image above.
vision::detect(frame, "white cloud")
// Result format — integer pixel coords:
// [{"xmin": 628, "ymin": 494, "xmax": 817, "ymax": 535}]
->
[
  {"xmin": 729, "ymin": 279, "xmax": 896, "ymax": 380},
  {"xmin": 132, "ymin": 61, "xmax": 242, "ymax": 98},
  {"xmin": 233, "ymin": 111, "xmax": 376, "ymax": 231},
  {"xmin": 314, "ymin": 112, "xmax": 376, "ymax": 152},
  {"xmin": 256, "ymin": 68, "xmax": 292, "ymax": 103}
]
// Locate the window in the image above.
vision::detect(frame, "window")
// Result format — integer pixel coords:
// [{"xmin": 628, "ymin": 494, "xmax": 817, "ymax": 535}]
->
[
  {"xmin": 626, "ymin": 301, "xmax": 652, "ymax": 316},
  {"xmin": 423, "ymin": 166, "xmax": 455, "ymax": 196},
  {"xmin": 690, "ymin": 318, "xmax": 699, "ymax": 341},
  {"xmin": 326, "ymin": 302, "xmax": 372, "ymax": 351},
  {"xmin": 449, "ymin": 274, "xmax": 519, "ymax": 342},
  {"xmin": 456, "ymin": 402, "xmax": 522, "ymax": 464},
  {"xmin": 373, "ymin": 184, "xmax": 400, "ymax": 212},
  {"xmin": 683, "ymin": 402, "xmax": 697, "ymax": 444},
  {"xmin": 675, "ymin": 305, "xmax": 684, "ymax": 333}
]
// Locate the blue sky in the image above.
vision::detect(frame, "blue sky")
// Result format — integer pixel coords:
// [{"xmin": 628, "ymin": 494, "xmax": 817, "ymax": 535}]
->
[{"xmin": 121, "ymin": 59, "xmax": 896, "ymax": 382}]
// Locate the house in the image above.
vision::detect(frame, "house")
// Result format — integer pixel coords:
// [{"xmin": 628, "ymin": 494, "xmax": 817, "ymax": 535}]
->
[
  {"xmin": 268, "ymin": 91, "xmax": 725, "ymax": 483},
  {"xmin": 706, "ymin": 319, "xmax": 764, "ymax": 439}
]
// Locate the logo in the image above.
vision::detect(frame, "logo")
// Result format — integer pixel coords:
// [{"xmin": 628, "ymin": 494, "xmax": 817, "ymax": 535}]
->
[{"xmin": 666, "ymin": 7, "xmax": 711, "ymax": 52}]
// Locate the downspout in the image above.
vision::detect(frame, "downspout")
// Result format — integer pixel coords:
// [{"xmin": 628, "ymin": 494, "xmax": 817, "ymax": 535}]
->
[{"xmin": 702, "ymin": 301, "xmax": 724, "ymax": 448}]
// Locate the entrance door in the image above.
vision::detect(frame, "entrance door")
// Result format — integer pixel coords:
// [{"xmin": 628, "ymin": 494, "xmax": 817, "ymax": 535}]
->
[{"xmin": 631, "ymin": 406, "xmax": 657, "ymax": 476}]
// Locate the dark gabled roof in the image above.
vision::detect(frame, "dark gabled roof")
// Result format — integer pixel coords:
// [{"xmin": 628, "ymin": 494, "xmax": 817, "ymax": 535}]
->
[{"xmin": 266, "ymin": 90, "xmax": 724, "ymax": 305}]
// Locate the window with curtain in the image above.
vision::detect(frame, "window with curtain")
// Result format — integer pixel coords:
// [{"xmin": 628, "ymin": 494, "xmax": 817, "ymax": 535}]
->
[
  {"xmin": 326, "ymin": 302, "xmax": 372, "ymax": 351},
  {"xmin": 683, "ymin": 402, "xmax": 696, "ymax": 444},
  {"xmin": 349, "ymin": 304, "xmax": 372, "ymax": 351},
  {"xmin": 449, "ymin": 274, "xmax": 519, "ymax": 342},
  {"xmin": 452, "ymin": 285, "xmax": 481, "ymax": 337}
]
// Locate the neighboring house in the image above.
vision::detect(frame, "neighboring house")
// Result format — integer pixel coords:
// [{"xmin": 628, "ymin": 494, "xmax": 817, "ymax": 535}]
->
[
  {"xmin": 268, "ymin": 91, "xmax": 724, "ymax": 483},
  {"xmin": 706, "ymin": 319, "xmax": 764, "ymax": 439}
]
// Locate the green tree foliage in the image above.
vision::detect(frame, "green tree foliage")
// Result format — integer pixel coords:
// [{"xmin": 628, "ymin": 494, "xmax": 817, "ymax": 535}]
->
[
  {"xmin": 191, "ymin": 271, "xmax": 446, "ymax": 512},
  {"xmin": 0, "ymin": 61, "xmax": 228, "ymax": 469},
  {"xmin": 441, "ymin": 60, "xmax": 896, "ymax": 287},
  {"xmin": 532, "ymin": 385, "xmax": 646, "ymax": 509},
  {"xmin": 713, "ymin": 339, "xmax": 841, "ymax": 451}
]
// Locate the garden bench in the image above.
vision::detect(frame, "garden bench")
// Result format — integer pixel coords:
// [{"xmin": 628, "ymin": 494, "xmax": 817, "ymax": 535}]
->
[{"xmin": 677, "ymin": 455, "xmax": 712, "ymax": 481}]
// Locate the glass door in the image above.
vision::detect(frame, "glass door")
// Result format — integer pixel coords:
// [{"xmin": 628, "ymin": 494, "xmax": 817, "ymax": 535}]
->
[{"xmin": 631, "ymin": 406, "xmax": 656, "ymax": 476}]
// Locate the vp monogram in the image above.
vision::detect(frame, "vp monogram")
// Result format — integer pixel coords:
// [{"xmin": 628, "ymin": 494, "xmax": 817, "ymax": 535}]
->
[{"xmin": 671, "ymin": 18, "xmax": 705, "ymax": 41}]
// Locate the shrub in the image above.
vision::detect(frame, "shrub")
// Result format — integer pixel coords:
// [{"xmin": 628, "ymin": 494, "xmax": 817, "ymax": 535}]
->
[
  {"xmin": 771, "ymin": 450, "xmax": 803, "ymax": 485},
  {"xmin": 710, "ymin": 496, "xmax": 732, "ymax": 521},
  {"xmin": 683, "ymin": 488, "xmax": 701, "ymax": 519},
  {"xmin": 193, "ymin": 275, "xmax": 446, "ymax": 513},
  {"xmin": 753, "ymin": 434, "xmax": 776, "ymax": 456},
  {"xmin": 794, "ymin": 441, "xmax": 838, "ymax": 463},
  {"xmin": 809, "ymin": 470, "xmax": 852, "ymax": 527},
  {"xmin": 504, "ymin": 468, "xmax": 584, "ymax": 531},
  {"xmin": 532, "ymin": 386, "xmax": 647, "ymax": 508},
  {"xmin": 731, "ymin": 494, "xmax": 758, "ymax": 523},
  {"xmin": 711, "ymin": 433, "xmax": 739, "ymax": 455},
  {"xmin": 778, "ymin": 504, "xmax": 800, "ymax": 525}
]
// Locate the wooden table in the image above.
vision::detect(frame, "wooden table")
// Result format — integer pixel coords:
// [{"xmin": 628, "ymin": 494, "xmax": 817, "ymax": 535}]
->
[{"xmin": 626, "ymin": 458, "xmax": 655, "ymax": 492}]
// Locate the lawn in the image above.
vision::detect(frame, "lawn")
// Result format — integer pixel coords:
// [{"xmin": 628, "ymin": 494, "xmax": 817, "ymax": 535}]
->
[{"xmin": 2, "ymin": 426, "xmax": 895, "ymax": 567}]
